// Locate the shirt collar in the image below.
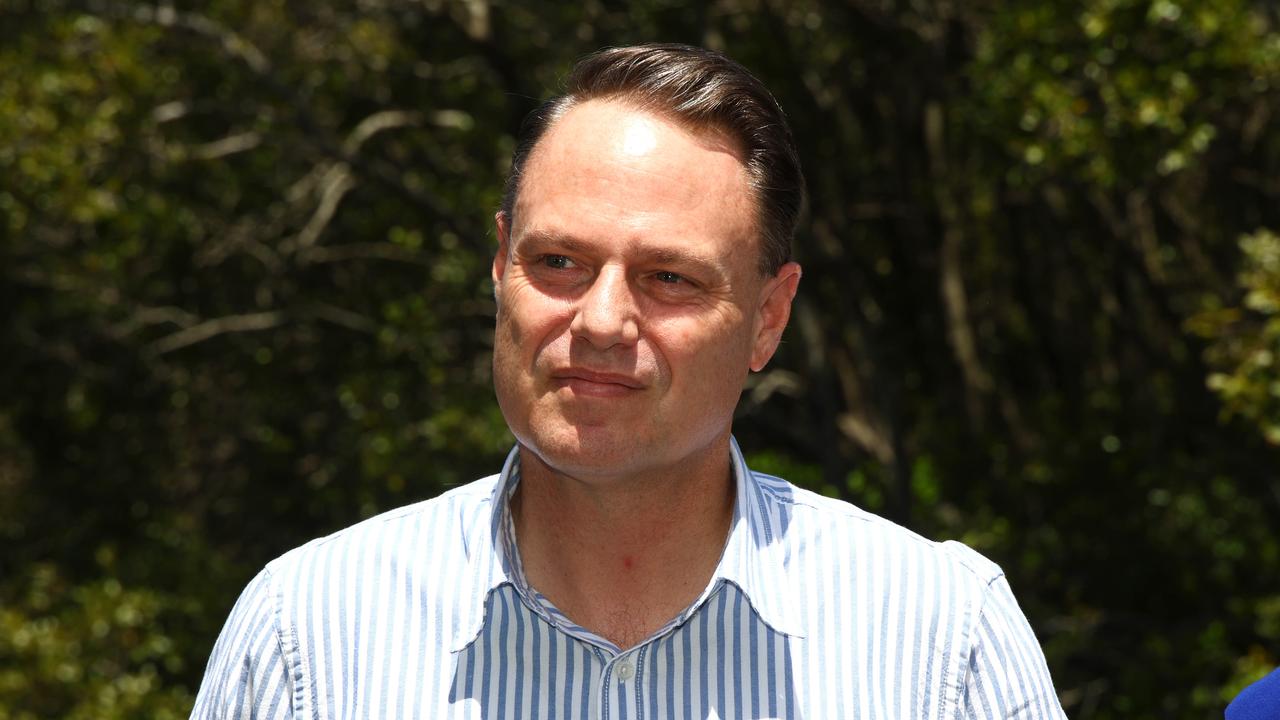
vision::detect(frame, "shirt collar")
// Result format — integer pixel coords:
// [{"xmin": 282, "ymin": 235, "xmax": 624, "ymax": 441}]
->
[
  {"xmin": 713, "ymin": 436, "xmax": 806, "ymax": 638},
  {"xmin": 449, "ymin": 446, "xmax": 521, "ymax": 653},
  {"xmin": 449, "ymin": 438, "xmax": 804, "ymax": 652}
]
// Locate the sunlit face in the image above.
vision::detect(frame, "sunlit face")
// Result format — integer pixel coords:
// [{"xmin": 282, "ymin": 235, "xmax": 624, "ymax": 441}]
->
[{"xmin": 492, "ymin": 100, "xmax": 800, "ymax": 482}]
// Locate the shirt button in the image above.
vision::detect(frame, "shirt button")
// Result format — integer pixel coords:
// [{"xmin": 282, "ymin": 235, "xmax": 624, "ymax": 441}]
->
[{"xmin": 616, "ymin": 659, "xmax": 635, "ymax": 681}]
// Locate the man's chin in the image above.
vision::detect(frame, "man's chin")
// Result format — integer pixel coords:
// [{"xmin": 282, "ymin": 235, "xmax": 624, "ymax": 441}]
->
[{"xmin": 519, "ymin": 426, "xmax": 656, "ymax": 481}]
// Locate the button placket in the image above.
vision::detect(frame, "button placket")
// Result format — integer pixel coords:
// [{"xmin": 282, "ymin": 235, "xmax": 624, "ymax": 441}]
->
[{"xmin": 607, "ymin": 647, "xmax": 647, "ymax": 720}]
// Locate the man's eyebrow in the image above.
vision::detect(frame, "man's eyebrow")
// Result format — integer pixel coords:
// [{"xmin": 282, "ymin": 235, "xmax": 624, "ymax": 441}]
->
[
  {"xmin": 512, "ymin": 229, "xmax": 591, "ymax": 253},
  {"xmin": 513, "ymin": 229, "xmax": 729, "ymax": 278},
  {"xmin": 641, "ymin": 246, "xmax": 721, "ymax": 273}
]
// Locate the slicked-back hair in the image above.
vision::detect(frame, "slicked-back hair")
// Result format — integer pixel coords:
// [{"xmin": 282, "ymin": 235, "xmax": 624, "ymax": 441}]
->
[{"xmin": 499, "ymin": 43, "xmax": 805, "ymax": 276}]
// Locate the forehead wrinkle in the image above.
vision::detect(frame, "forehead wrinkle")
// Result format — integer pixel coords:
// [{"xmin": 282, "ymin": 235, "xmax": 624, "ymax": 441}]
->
[{"xmin": 512, "ymin": 155, "xmax": 754, "ymax": 250}]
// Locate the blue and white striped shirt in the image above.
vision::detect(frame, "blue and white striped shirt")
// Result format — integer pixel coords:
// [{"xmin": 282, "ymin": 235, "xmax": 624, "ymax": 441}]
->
[{"xmin": 191, "ymin": 440, "xmax": 1066, "ymax": 719}]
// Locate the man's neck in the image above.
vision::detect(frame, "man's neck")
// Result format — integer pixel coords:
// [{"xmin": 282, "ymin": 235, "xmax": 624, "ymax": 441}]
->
[{"xmin": 510, "ymin": 440, "xmax": 737, "ymax": 650}]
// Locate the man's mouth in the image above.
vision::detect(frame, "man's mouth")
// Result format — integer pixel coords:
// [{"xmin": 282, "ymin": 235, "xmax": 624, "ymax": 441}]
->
[{"xmin": 551, "ymin": 368, "xmax": 645, "ymax": 396}]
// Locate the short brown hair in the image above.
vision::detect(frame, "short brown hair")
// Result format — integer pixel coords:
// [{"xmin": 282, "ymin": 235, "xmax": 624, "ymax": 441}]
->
[{"xmin": 500, "ymin": 43, "xmax": 805, "ymax": 276}]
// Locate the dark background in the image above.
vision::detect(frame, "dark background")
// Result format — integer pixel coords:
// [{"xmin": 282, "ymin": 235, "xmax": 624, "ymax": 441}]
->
[{"xmin": 2, "ymin": 1, "xmax": 1279, "ymax": 717}]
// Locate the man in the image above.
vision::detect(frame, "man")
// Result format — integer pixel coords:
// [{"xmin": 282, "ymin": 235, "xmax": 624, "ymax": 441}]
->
[{"xmin": 192, "ymin": 44, "xmax": 1066, "ymax": 719}]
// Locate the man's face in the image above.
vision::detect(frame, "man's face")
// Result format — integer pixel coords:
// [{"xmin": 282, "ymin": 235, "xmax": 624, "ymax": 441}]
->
[{"xmin": 492, "ymin": 99, "xmax": 800, "ymax": 482}]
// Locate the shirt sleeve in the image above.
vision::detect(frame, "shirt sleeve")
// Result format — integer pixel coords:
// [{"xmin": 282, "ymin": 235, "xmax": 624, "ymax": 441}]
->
[
  {"xmin": 961, "ymin": 574, "xmax": 1067, "ymax": 719},
  {"xmin": 189, "ymin": 568, "xmax": 295, "ymax": 720}
]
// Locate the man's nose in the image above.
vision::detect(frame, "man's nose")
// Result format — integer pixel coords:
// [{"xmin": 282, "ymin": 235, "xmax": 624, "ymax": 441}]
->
[{"xmin": 570, "ymin": 266, "xmax": 640, "ymax": 349}]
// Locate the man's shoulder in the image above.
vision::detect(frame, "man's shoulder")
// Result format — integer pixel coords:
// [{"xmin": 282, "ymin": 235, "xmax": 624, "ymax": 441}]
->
[
  {"xmin": 262, "ymin": 473, "xmax": 502, "ymax": 581},
  {"xmin": 749, "ymin": 469, "xmax": 1005, "ymax": 588}
]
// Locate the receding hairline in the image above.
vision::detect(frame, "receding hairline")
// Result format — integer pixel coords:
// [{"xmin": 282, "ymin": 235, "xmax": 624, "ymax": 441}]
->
[{"xmin": 534, "ymin": 96, "xmax": 749, "ymax": 170}]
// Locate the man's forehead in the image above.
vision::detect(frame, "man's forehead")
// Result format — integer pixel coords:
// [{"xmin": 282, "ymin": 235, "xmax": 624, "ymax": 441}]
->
[
  {"xmin": 514, "ymin": 102, "xmax": 753, "ymax": 216},
  {"xmin": 507, "ymin": 99, "xmax": 763, "ymax": 275},
  {"xmin": 526, "ymin": 99, "xmax": 749, "ymax": 180}
]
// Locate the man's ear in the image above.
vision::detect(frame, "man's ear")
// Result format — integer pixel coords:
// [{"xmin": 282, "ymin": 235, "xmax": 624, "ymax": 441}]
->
[
  {"xmin": 493, "ymin": 211, "xmax": 511, "ymax": 299},
  {"xmin": 749, "ymin": 262, "xmax": 802, "ymax": 372}
]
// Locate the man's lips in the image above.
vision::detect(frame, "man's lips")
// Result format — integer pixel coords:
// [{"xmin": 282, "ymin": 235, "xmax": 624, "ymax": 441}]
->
[{"xmin": 550, "ymin": 368, "xmax": 645, "ymax": 396}]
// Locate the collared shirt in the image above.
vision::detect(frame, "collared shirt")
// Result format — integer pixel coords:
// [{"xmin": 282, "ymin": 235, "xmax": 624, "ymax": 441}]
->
[{"xmin": 191, "ymin": 439, "xmax": 1066, "ymax": 719}]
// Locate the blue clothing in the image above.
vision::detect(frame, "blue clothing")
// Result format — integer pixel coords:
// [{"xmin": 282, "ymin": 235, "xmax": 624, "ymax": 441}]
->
[
  {"xmin": 191, "ymin": 439, "xmax": 1066, "ymax": 719},
  {"xmin": 1228, "ymin": 667, "xmax": 1280, "ymax": 720}
]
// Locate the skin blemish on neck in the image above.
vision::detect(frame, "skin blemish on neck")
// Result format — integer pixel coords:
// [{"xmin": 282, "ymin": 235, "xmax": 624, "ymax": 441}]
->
[{"xmin": 622, "ymin": 556, "xmax": 635, "ymax": 570}]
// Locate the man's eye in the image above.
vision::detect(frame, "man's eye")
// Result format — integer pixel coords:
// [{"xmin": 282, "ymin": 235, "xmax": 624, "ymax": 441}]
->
[
  {"xmin": 542, "ymin": 255, "xmax": 574, "ymax": 270},
  {"xmin": 655, "ymin": 271, "xmax": 683, "ymax": 284}
]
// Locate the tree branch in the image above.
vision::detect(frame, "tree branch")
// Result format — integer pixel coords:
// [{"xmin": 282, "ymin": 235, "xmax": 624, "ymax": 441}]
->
[
  {"xmin": 925, "ymin": 100, "xmax": 993, "ymax": 416},
  {"xmin": 147, "ymin": 310, "xmax": 287, "ymax": 356}
]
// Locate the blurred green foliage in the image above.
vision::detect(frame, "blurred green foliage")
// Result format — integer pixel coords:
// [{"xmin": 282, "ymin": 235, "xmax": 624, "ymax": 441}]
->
[
  {"xmin": 1193, "ymin": 229, "xmax": 1280, "ymax": 443},
  {"xmin": 2, "ymin": 0, "xmax": 1279, "ymax": 717},
  {"xmin": 0, "ymin": 565, "xmax": 190, "ymax": 720}
]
